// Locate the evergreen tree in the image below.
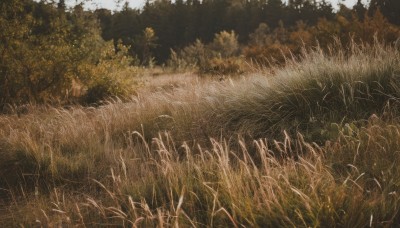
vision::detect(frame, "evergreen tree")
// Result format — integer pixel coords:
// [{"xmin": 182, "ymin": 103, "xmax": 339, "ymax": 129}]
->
[
  {"xmin": 369, "ymin": 0, "xmax": 400, "ymax": 25},
  {"xmin": 353, "ymin": 0, "xmax": 366, "ymax": 20},
  {"xmin": 57, "ymin": 0, "xmax": 66, "ymax": 10}
]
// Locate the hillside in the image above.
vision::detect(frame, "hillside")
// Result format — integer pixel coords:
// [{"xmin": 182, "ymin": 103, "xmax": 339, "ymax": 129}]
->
[{"xmin": 1, "ymin": 43, "xmax": 400, "ymax": 226}]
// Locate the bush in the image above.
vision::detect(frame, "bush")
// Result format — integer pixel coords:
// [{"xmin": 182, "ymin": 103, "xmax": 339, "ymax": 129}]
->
[
  {"xmin": 168, "ymin": 39, "xmax": 209, "ymax": 70},
  {"xmin": 209, "ymin": 30, "xmax": 239, "ymax": 58},
  {"xmin": 82, "ymin": 43, "xmax": 140, "ymax": 104},
  {"xmin": 168, "ymin": 31, "xmax": 243, "ymax": 75},
  {"xmin": 201, "ymin": 57, "xmax": 246, "ymax": 75},
  {"xmin": 0, "ymin": 1, "xmax": 140, "ymax": 107}
]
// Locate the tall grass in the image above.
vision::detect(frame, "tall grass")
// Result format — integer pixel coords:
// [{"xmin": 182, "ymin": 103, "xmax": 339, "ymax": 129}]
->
[
  {"xmin": 208, "ymin": 41, "xmax": 400, "ymax": 140},
  {"xmin": 1, "ymin": 42, "xmax": 400, "ymax": 226}
]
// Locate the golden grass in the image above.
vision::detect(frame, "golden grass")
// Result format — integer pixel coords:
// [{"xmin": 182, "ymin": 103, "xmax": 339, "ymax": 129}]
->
[{"xmin": 1, "ymin": 42, "xmax": 400, "ymax": 226}]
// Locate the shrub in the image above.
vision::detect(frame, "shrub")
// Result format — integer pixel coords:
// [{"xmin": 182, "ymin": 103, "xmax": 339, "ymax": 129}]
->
[
  {"xmin": 168, "ymin": 39, "xmax": 209, "ymax": 70},
  {"xmin": 244, "ymin": 22, "xmax": 292, "ymax": 66},
  {"xmin": 201, "ymin": 56, "xmax": 246, "ymax": 75},
  {"xmin": 0, "ymin": 1, "xmax": 140, "ymax": 107},
  {"xmin": 168, "ymin": 31, "xmax": 243, "ymax": 75},
  {"xmin": 82, "ymin": 43, "xmax": 140, "ymax": 104},
  {"xmin": 209, "ymin": 30, "xmax": 239, "ymax": 58}
]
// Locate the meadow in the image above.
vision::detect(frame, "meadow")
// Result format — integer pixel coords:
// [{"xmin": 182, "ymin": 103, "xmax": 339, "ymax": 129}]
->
[{"xmin": 1, "ymin": 42, "xmax": 400, "ymax": 226}]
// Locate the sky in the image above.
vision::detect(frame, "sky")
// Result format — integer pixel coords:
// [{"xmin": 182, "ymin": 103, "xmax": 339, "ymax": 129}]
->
[{"xmin": 67, "ymin": 0, "xmax": 370, "ymax": 11}]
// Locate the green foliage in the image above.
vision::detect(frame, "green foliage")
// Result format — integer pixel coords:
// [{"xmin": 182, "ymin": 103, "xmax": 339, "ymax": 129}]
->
[
  {"xmin": 248, "ymin": 23, "xmax": 272, "ymax": 46},
  {"xmin": 169, "ymin": 31, "xmax": 245, "ymax": 75},
  {"xmin": 0, "ymin": 0, "xmax": 140, "ymax": 106},
  {"xmin": 83, "ymin": 42, "xmax": 140, "ymax": 104},
  {"xmin": 135, "ymin": 27, "xmax": 158, "ymax": 67},
  {"xmin": 209, "ymin": 30, "xmax": 239, "ymax": 58},
  {"xmin": 244, "ymin": 22, "xmax": 292, "ymax": 66},
  {"xmin": 202, "ymin": 30, "xmax": 244, "ymax": 74},
  {"xmin": 93, "ymin": 0, "xmax": 400, "ymax": 67},
  {"xmin": 101, "ymin": 0, "xmax": 335, "ymax": 63},
  {"xmin": 201, "ymin": 57, "xmax": 246, "ymax": 75},
  {"xmin": 168, "ymin": 39, "xmax": 208, "ymax": 70}
]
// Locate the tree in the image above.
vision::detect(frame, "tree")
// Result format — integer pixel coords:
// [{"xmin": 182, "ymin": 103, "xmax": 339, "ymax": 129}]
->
[
  {"xmin": 57, "ymin": 0, "xmax": 66, "ymax": 10},
  {"xmin": 136, "ymin": 27, "xmax": 158, "ymax": 66},
  {"xmin": 353, "ymin": 0, "xmax": 366, "ymax": 21},
  {"xmin": 0, "ymin": 0, "xmax": 138, "ymax": 106},
  {"xmin": 249, "ymin": 23, "xmax": 272, "ymax": 46},
  {"xmin": 209, "ymin": 30, "xmax": 239, "ymax": 58},
  {"xmin": 369, "ymin": 0, "xmax": 400, "ymax": 25},
  {"xmin": 264, "ymin": 0, "xmax": 285, "ymax": 28}
]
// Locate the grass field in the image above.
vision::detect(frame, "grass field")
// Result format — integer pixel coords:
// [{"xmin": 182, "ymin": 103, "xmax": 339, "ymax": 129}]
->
[{"xmin": 1, "ymin": 42, "xmax": 400, "ymax": 226}]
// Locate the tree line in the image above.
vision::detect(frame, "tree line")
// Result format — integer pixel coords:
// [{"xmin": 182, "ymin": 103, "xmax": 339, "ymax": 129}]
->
[
  {"xmin": 97, "ymin": 0, "xmax": 400, "ymax": 64},
  {"xmin": 0, "ymin": 0, "xmax": 399, "ymax": 106}
]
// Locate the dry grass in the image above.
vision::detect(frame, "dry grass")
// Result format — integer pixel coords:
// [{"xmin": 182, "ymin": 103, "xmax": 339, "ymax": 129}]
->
[{"xmin": 1, "ymin": 42, "xmax": 400, "ymax": 226}]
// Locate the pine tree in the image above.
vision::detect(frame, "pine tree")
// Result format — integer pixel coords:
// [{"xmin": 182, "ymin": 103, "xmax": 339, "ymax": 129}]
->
[
  {"xmin": 369, "ymin": 0, "xmax": 400, "ymax": 25},
  {"xmin": 57, "ymin": 0, "xmax": 66, "ymax": 10}
]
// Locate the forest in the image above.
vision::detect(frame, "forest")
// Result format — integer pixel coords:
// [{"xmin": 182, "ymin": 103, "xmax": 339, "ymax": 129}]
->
[{"xmin": 1, "ymin": 0, "xmax": 400, "ymax": 226}]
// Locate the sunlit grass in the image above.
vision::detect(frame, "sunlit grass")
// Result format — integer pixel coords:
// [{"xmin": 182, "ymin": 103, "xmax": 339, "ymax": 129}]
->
[{"xmin": 1, "ymin": 42, "xmax": 400, "ymax": 226}]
